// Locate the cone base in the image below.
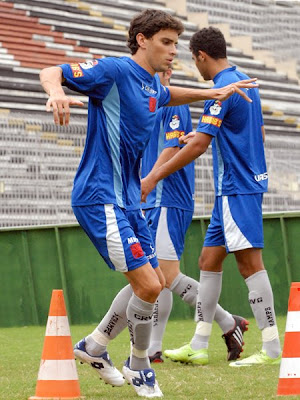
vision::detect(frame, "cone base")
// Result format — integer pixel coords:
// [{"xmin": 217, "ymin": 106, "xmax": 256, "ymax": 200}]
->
[{"xmin": 278, "ymin": 378, "xmax": 300, "ymax": 396}]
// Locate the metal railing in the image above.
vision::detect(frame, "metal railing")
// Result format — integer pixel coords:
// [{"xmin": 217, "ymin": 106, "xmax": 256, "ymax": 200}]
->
[{"xmin": 1, "ymin": 113, "xmax": 300, "ymax": 226}]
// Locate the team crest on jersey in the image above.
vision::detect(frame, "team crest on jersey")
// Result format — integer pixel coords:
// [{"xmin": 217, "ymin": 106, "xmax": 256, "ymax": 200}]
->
[
  {"xmin": 169, "ymin": 115, "xmax": 180, "ymax": 129},
  {"xmin": 149, "ymin": 97, "xmax": 156, "ymax": 112},
  {"xmin": 209, "ymin": 100, "xmax": 222, "ymax": 116},
  {"xmin": 130, "ymin": 243, "xmax": 144, "ymax": 259},
  {"xmin": 70, "ymin": 63, "xmax": 84, "ymax": 78},
  {"xmin": 79, "ymin": 60, "xmax": 98, "ymax": 70}
]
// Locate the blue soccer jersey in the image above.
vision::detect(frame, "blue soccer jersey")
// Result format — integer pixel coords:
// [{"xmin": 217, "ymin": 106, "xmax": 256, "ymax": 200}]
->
[
  {"xmin": 196, "ymin": 66, "xmax": 267, "ymax": 196},
  {"xmin": 59, "ymin": 57, "xmax": 170, "ymax": 209},
  {"xmin": 141, "ymin": 104, "xmax": 194, "ymax": 211}
]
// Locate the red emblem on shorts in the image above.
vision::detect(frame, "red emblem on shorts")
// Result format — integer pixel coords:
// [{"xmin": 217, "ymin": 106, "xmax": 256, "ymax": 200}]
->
[
  {"xmin": 149, "ymin": 97, "xmax": 156, "ymax": 112},
  {"xmin": 130, "ymin": 243, "xmax": 144, "ymax": 259}
]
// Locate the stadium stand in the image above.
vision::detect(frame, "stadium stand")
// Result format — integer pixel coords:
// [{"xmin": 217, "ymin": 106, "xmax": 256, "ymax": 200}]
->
[
  {"xmin": 0, "ymin": 0, "xmax": 300, "ymax": 226},
  {"xmin": 186, "ymin": 0, "xmax": 300, "ymax": 82}
]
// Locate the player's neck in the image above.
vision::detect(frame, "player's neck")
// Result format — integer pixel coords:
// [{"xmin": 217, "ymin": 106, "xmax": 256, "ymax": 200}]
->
[
  {"xmin": 209, "ymin": 59, "xmax": 231, "ymax": 80},
  {"xmin": 131, "ymin": 54, "xmax": 156, "ymax": 76}
]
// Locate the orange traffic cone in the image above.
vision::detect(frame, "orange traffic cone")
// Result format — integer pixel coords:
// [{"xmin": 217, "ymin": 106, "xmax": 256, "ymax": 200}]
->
[
  {"xmin": 29, "ymin": 290, "xmax": 84, "ymax": 399},
  {"xmin": 277, "ymin": 282, "xmax": 300, "ymax": 396}
]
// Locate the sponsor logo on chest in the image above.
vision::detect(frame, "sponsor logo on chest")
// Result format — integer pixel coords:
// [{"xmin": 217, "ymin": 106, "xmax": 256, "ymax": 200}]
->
[{"xmin": 141, "ymin": 82, "xmax": 157, "ymax": 95}]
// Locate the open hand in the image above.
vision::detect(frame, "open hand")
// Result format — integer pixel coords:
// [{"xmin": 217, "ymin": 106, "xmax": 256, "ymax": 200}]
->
[
  {"xmin": 46, "ymin": 94, "xmax": 84, "ymax": 125},
  {"xmin": 216, "ymin": 78, "xmax": 258, "ymax": 102}
]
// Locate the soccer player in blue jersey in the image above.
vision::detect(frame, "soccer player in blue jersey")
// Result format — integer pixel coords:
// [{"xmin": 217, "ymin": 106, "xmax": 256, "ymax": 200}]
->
[
  {"xmin": 40, "ymin": 9, "xmax": 259, "ymax": 397},
  {"xmin": 142, "ymin": 27, "xmax": 281, "ymax": 368},
  {"xmin": 142, "ymin": 67, "xmax": 249, "ymax": 364}
]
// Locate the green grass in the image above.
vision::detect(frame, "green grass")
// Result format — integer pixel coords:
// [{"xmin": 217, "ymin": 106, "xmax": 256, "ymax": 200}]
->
[{"xmin": 0, "ymin": 316, "xmax": 298, "ymax": 400}]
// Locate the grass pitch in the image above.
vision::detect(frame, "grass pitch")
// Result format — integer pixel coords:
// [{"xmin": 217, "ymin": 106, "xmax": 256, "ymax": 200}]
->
[{"xmin": 0, "ymin": 316, "xmax": 298, "ymax": 400}]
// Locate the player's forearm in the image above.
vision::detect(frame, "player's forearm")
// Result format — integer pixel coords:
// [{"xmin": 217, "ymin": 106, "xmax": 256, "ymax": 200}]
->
[
  {"xmin": 40, "ymin": 66, "xmax": 65, "ymax": 97},
  {"xmin": 167, "ymin": 78, "xmax": 258, "ymax": 105},
  {"xmin": 150, "ymin": 139, "xmax": 204, "ymax": 184},
  {"xmin": 167, "ymin": 86, "xmax": 218, "ymax": 106},
  {"xmin": 150, "ymin": 147, "xmax": 180, "ymax": 174}
]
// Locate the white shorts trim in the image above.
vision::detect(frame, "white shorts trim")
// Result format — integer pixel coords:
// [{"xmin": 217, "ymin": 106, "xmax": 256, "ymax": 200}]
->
[
  {"xmin": 104, "ymin": 204, "xmax": 127, "ymax": 272},
  {"xmin": 222, "ymin": 196, "xmax": 252, "ymax": 252},
  {"xmin": 156, "ymin": 207, "xmax": 178, "ymax": 260}
]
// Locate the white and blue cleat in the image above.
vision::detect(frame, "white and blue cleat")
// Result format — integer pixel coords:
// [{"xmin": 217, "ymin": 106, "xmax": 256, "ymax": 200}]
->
[
  {"xmin": 122, "ymin": 358, "xmax": 163, "ymax": 398},
  {"xmin": 74, "ymin": 338, "xmax": 125, "ymax": 387}
]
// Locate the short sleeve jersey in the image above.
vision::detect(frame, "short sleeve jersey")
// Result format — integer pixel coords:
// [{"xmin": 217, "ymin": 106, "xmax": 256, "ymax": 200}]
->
[
  {"xmin": 141, "ymin": 104, "xmax": 194, "ymax": 211},
  {"xmin": 196, "ymin": 66, "xmax": 267, "ymax": 196},
  {"xmin": 59, "ymin": 57, "xmax": 170, "ymax": 209}
]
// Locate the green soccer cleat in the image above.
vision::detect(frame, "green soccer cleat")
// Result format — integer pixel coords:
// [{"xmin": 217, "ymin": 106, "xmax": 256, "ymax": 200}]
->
[
  {"xmin": 164, "ymin": 344, "xmax": 208, "ymax": 365},
  {"xmin": 229, "ymin": 350, "xmax": 281, "ymax": 367}
]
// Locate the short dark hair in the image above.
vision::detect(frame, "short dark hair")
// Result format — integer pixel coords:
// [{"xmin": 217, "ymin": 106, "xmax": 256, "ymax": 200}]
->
[
  {"xmin": 127, "ymin": 9, "xmax": 184, "ymax": 55},
  {"xmin": 189, "ymin": 27, "xmax": 227, "ymax": 59}
]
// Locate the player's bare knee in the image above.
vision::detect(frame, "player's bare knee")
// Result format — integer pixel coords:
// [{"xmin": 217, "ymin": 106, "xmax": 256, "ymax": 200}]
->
[
  {"xmin": 136, "ymin": 282, "xmax": 161, "ymax": 303},
  {"xmin": 198, "ymin": 255, "xmax": 212, "ymax": 271},
  {"xmin": 150, "ymin": 281, "xmax": 163, "ymax": 299},
  {"xmin": 238, "ymin": 262, "xmax": 265, "ymax": 279}
]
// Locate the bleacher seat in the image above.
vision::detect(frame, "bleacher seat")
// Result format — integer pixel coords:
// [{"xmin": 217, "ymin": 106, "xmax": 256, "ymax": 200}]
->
[{"xmin": 0, "ymin": 0, "xmax": 300, "ymax": 227}]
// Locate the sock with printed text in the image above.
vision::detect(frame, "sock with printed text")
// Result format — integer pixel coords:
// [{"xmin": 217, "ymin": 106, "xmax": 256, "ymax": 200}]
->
[
  {"xmin": 148, "ymin": 288, "xmax": 173, "ymax": 356},
  {"xmin": 191, "ymin": 270, "xmax": 223, "ymax": 350},
  {"xmin": 246, "ymin": 270, "xmax": 281, "ymax": 358},
  {"xmin": 127, "ymin": 293, "xmax": 155, "ymax": 370},
  {"xmin": 85, "ymin": 284, "xmax": 132, "ymax": 356}
]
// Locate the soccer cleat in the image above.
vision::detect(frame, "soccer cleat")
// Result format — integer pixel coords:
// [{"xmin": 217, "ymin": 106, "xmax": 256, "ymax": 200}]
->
[
  {"xmin": 122, "ymin": 358, "xmax": 163, "ymax": 398},
  {"xmin": 229, "ymin": 350, "xmax": 281, "ymax": 367},
  {"xmin": 74, "ymin": 338, "xmax": 125, "ymax": 387},
  {"xmin": 222, "ymin": 315, "xmax": 249, "ymax": 361},
  {"xmin": 149, "ymin": 351, "xmax": 164, "ymax": 363},
  {"xmin": 164, "ymin": 344, "xmax": 208, "ymax": 365}
]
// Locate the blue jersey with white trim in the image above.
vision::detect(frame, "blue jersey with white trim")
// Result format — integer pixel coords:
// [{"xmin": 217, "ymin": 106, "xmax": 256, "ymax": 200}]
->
[
  {"xmin": 59, "ymin": 57, "xmax": 170, "ymax": 209},
  {"xmin": 196, "ymin": 66, "xmax": 267, "ymax": 196},
  {"xmin": 141, "ymin": 104, "xmax": 194, "ymax": 211}
]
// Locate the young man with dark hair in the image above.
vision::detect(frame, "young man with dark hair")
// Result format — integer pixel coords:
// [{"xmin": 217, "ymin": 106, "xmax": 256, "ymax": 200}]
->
[
  {"xmin": 142, "ymin": 26, "xmax": 281, "ymax": 368},
  {"xmin": 142, "ymin": 68, "xmax": 248, "ymax": 365},
  {"xmin": 40, "ymin": 11, "xmax": 258, "ymax": 397}
]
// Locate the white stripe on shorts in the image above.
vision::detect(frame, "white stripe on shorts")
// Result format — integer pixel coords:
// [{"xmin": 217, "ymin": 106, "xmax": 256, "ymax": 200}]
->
[
  {"xmin": 104, "ymin": 204, "xmax": 127, "ymax": 272},
  {"xmin": 222, "ymin": 196, "xmax": 252, "ymax": 252},
  {"xmin": 156, "ymin": 207, "xmax": 178, "ymax": 260}
]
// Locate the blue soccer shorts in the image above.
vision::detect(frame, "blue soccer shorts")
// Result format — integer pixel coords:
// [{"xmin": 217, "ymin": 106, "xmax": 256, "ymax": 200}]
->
[
  {"xmin": 204, "ymin": 194, "xmax": 264, "ymax": 253},
  {"xmin": 144, "ymin": 206, "xmax": 193, "ymax": 261},
  {"xmin": 73, "ymin": 204, "xmax": 158, "ymax": 272}
]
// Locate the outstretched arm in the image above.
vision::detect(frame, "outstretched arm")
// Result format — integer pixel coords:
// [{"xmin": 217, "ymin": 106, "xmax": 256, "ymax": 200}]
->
[
  {"xmin": 40, "ymin": 66, "xmax": 84, "ymax": 125},
  {"xmin": 141, "ymin": 132, "xmax": 212, "ymax": 202},
  {"xmin": 167, "ymin": 78, "xmax": 257, "ymax": 106}
]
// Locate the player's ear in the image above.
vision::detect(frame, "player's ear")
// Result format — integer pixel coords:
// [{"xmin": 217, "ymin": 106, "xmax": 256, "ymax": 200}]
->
[
  {"xmin": 136, "ymin": 33, "xmax": 147, "ymax": 49},
  {"xmin": 198, "ymin": 50, "xmax": 206, "ymax": 61}
]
